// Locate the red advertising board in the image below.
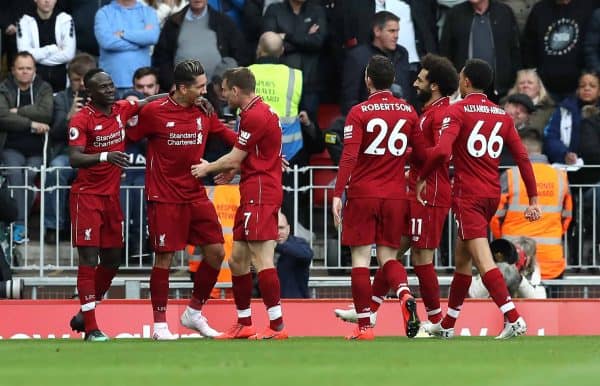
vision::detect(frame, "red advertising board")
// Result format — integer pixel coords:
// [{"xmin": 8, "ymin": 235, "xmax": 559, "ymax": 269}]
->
[{"xmin": 0, "ymin": 299, "xmax": 598, "ymax": 339}]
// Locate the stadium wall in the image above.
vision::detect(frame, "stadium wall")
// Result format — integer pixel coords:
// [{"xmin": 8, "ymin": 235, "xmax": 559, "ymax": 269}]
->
[{"xmin": 1, "ymin": 299, "xmax": 599, "ymax": 339}]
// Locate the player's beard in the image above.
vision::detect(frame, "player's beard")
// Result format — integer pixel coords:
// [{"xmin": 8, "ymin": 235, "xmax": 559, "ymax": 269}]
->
[{"xmin": 416, "ymin": 87, "xmax": 432, "ymax": 104}]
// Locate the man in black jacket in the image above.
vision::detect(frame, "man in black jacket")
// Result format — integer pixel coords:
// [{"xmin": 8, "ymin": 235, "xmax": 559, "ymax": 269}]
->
[
  {"xmin": 440, "ymin": 0, "xmax": 521, "ymax": 101},
  {"xmin": 152, "ymin": 0, "xmax": 246, "ymax": 92},
  {"xmin": 263, "ymin": 0, "xmax": 327, "ymax": 121},
  {"xmin": 341, "ymin": 11, "xmax": 413, "ymax": 115}
]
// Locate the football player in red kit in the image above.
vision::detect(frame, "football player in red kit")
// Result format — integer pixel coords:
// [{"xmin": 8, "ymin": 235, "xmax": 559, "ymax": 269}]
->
[
  {"xmin": 332, "ymin": 55, "xmax": 428, "ymax": 340},
  {"xmin": 416, "ymin": 59, "xmax": 541, "ymax": 339}
]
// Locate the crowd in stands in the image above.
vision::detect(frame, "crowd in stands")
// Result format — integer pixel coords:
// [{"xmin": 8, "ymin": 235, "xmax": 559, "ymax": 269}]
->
[{"xmin": 2, "ymin": 0, "xmax": 600, "ymax": 279}]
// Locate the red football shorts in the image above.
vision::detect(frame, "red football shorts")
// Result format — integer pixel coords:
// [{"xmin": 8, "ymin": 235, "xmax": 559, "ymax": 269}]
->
[
  {"xmin": 70, "ymin": 193, "xmax": 123, "ymax": 248},
  {"xmin": 341, "ymin": 198, "xmax": 407, "ymax": 248},
  {"xmin": 398, "ymin": 198, "xmax": 411, "ymax": 238},
  {"xmin": 409, "ymin": 201, "xmax": 450, "ymax": 249},
  {"xmin": 233, "ymin": 204, "xmax": 279, "ymax": 241},
  {"xmin": 147, "ymin": 200, "xmax": 224, "ymax": 252},
  {"xmin": 452, "ymin": 196, "xmax": 499, "ymax": 240}
]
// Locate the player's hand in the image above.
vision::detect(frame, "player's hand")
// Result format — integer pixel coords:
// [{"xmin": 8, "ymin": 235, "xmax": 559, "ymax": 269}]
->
[
  {"xmin": 298, "ymin": 111, "xmax": 311, "ymax": 126},
  {"xmin": 524, "ymin": 205, "xmax": 542, "ymax": 222},
  {"xmin": 191, "ymin": 159, "xmax": 211, "ymax": 178},
  {"xmin": 565, "ymin": 152, "xmax": 578, "ymax": 165},
  {"xmin": 415, "ymin": 178, "xmax": 427, "ymax": 206},
  {"xmin": 195, "ymin": 97, "xmax": 215, "ymax": 116},
  {"xmin": 107, "ymin": 151, "xmax": 131, "ymax": 168},
  {"xmin": 214, "ymin": 169, "xmax": 237, "ymax": 184},
  {"xmin": 332, "ymin": 196, "xmax": 343, "ymax": 229}
]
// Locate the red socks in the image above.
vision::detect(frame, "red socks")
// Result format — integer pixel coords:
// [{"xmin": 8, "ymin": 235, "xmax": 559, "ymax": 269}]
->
[
  {"xmin": 95, "ymin": 264, "xmax": 118, "ymax": 300},
  {"xmin": 150, "ymin": 267, "xmax": 170, "ymax": 323},
  {"xmin": 190, "ymin": 263, "xmax": 220, "ymax": 311},
  {"xmin": 441, "ymin": 272, "xmax": 472, "ymax": 329},
  {"xmin": 414, "ymin": 263, "xmax": 442, "ymax": 323},
  {"xmin": 370, "ymin": 268, "xmax": 388, "ymax": 312},
  {"xmin": 257, "ymin": 268, "xmax": 283, "ymax": 330},
  {"xmin": 232, "ymin": 273, "xmax": 253, "ymax": 326},
  {"xmin": 382, "ymin": 259, "xmax": 410, "ymax": 299},
  {"xmin": 77, "ymin": 265, "xmax": 98, "ymax": 333},
  {"xmin": 482, "ymin": 267, "xmax": 520, "ymax": 323},
  {"xmin": 351, "ymin": 267, "xmax": 372, "ymax": 329}
]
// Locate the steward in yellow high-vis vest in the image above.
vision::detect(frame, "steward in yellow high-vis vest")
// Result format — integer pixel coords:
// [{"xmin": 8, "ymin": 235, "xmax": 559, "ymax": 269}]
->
[
  {"xmin": 491, "ymin": 153, "xmax": 572, "ymax": 279},
  {"xmin": 249, "ymin": 32, "xmax": 303, "ymax": 161}
]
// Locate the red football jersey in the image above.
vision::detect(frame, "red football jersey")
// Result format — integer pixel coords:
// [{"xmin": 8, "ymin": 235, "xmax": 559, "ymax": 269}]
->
[
  {"xmin": 69, "ymin": 100, "xmax": 139, "ymax": 195},
  {"xmin": 407, "ymin": 96, "xmax": 452, "ymax": 207},
  {"xmin": 234, "ymin": 96, "xmax": 283, "ymax": 205},
  {"xmin": 127, "ymin": 95, "xmax": 237, "ymax": 203},
  {"xmin": 333, "ymin": 90, "xmax": 425, "ymax": 199},
  {"xmin": 419, "ymin": 93, "xmax": 537, "ymax": 199}
]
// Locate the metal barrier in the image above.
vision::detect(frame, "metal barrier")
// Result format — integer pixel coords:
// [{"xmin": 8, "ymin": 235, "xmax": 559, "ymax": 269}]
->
[{"xmin": 2, "ymin": 164, "xmax": 600, "ymax": 275}]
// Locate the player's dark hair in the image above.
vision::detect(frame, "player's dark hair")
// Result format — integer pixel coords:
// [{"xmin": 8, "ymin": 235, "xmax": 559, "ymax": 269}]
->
[
  {"xmin": 12, "ymin": 51, "xmax": 35, "ymax": 67},
  {"xmin": 463, "ymin": 59, "xmax": 494, "ymax": 91},
  {"xmin": 83, "ymin": 68, "xmax": 106, "ymax": 88},
  {"xmin": 132, "ymin": 66, "xmax": 159, "ymax": 84},
  {"xmin": 173, "ymin": 60, "xmax": 205, "ymax": 88},
  {"xmin": 367, "ymin": 55, "xmax": 395, "ymax": 90},
  {"xmin": 372, "ymin": 11, "xmax": 399, "ymax": 30},
  {"xmin": 222, "ymin": 67, "xmax": 256, "ymax": 93},
  {"xmin": 421, "ymin": 54, "xmax": 459, "ymax": 97},
  {"xmin": 68, "ymin": 53, "xmax": 97, "ymax": 76}
]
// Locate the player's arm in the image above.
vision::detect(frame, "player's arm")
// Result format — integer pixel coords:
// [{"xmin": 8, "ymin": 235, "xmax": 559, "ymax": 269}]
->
[
  {"xmin": 137, "ymin": 93, "xmax": 168, "ymax": 109},
  {"xmin": 332, "ymin": 111, "xmax": 362, "ymax": 227},
  {"xmin": 408, "ymin": 113, "xmax": 428, "ymax": 166},
  {"xmin": 505, "ymin": 123, "xmax": 541, "ymax": 221},
  {"xmin": 210, "ymin": 113, "xmax": 238, "ymax": 146},
  {"xmin": 69, "ymin": 146, "xmax": 130, "ymax": 168},
  {"xmin": 191, "ymin": 147, "xmax": 247, "ymax": 179},
  {"xmin": 490, "ymin": 170, "xmax": 511, "ymax": 238}
]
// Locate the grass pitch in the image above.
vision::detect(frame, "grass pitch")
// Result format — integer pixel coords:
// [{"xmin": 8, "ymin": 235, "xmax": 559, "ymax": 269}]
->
[{"xmin": 1, "ymin": 337, "xmax": 599, "ymax": 386}]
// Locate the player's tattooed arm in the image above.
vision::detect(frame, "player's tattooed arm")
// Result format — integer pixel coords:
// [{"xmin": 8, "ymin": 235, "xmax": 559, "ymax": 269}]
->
[{"xmin": 137, "ymin": 93, "xmax": 169, "ymax": 109}]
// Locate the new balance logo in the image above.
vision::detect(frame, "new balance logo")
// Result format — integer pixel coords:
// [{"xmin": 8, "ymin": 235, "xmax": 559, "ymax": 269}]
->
[
  {"xmin": 343, "ymin": 125, "xmax": 353, "ymax": 139},
  {"xmin": 84, "ymin": 228, "xmax": 92, "ymax": 241},
  {"xmin": 94, "ymin": 125, "xmax": 103, "ymax": 131},
  {"xmin": 166, "ymin": 122, "xmax": 175, "ymax": 128},
  {"xmin": 238, "ymin": 130, "xmax": 251, "ymax": 145}
]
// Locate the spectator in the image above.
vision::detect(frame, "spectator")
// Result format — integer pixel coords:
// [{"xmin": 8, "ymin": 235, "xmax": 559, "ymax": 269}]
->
[
  {"xmin": 94, "ymin": 0, "xmax": 160, "ymax": 96},
  {"xmin": 506, "ymin": 68, "xmax": 555, "ymax": 135},
  {"xmin": 584, "ymin": 8, "xmax": 600, "ymax": 75},
  {"xmin": 17, "ymin": 0, "xmax": 76, "ymax": 92},
  {"xmin": 503, "ymin": 93, "xmax": 534, "ymax": 131},
  {"xmin": 152, "ymin": 0, "xmax": 246, "ymax": 91},
  {"xmin": 263, "ymin": 0, "xmax": 327, "ymax": 121},
  {"xmin": 1, "ymin": 1, "xmax": 34, "ymax": 68},
  {"xmin": 440, "ymin": 0, "xmax": 521, "ymax": 100},
  {"xmin": 141, "ymin": 0, "xmax": 189, "ymax": 26},
  {"xmin": 275, "ymin": 211, "xmax": 313, "ymax": 298},
  {"xmin": 513, "ymin": 236, "xmax": 547, "ymax": 299},
  {"xmin": 44, "ymin": 53, "xmax": 97, "ymax": 245},
  {"xmin": 498, "ymin": 0, "xmax": 538, "ymax": 34},
  {"xmin": 208, "ymin": 0, "xmax": 246, "ymax": 29},
  {"xmin": 522, "ymin": 0, "xmax": 599, "ymax": 101},
  {"xmin": 491, "ymin": 129, "xmax": 572, "ymax": 280},
  {"xmin": 64, "ymin": 0, "xmax": 110, "ymax": 57},
  {"xmin": 0, "ymin": 52, "xmax": 53, "ymax": 244},
  {"xmin": 341, "ymin": 11, "xmax": 413, "ymax": 114},
  {"xmin": 543, "ymin": 71, "xmax": 600, "ymax": 165}
]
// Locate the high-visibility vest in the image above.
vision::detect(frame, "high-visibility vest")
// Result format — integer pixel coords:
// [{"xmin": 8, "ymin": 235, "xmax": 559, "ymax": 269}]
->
[
  {"xmin": 187, "ymin": 185, "xmax": 240, "ymax": 298},
  {"xmin": 490, "ymin": 163, "xmax": 572, "ymax": 279},
  {"xmin": 249, "ymin": 63, "xmax": 303, "ymax": 160}
]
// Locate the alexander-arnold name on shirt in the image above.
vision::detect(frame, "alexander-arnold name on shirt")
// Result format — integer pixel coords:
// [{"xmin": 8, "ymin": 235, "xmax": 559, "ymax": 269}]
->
[{"xmin": 463, "ymin": 105, "xmax": 506, "ymax": 115}]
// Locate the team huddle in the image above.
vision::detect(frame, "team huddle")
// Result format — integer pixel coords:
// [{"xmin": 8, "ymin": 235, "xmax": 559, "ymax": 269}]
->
[
  {"xmin": 66, "ymin": 54, "xmax": 541, "ymax": 342},
  {"xmin": 332, "ymin": 55, "xmax": 541, "ymax": 340}
]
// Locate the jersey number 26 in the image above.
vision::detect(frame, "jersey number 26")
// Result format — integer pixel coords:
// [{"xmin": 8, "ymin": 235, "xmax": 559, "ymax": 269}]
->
[{"xmin": 364, "ymin": 118, "xmax": 408, "ymax": 156}]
